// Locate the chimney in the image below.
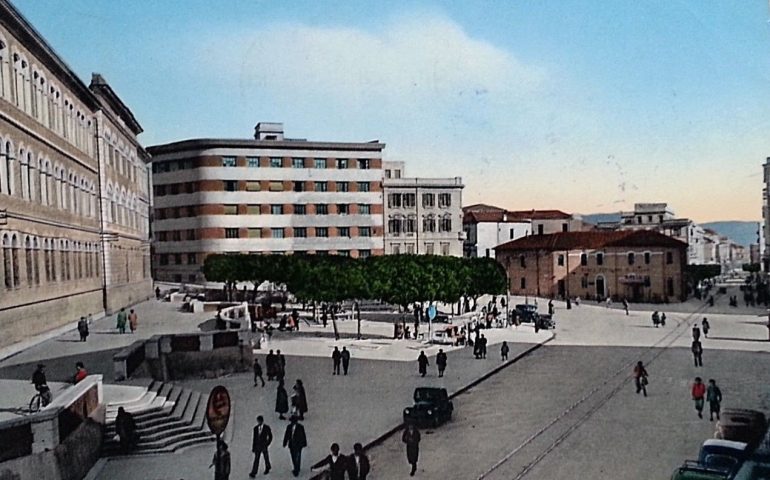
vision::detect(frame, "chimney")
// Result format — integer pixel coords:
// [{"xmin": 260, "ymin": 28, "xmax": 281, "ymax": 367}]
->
[{"xmin": 254, "ymin": 122, "xmax": 284, "ymax": 141}]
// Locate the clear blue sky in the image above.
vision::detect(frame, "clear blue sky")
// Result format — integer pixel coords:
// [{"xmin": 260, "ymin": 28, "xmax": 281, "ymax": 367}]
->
[{"xmin": 13, "ymin": 0, "xmax": 770, "ymax": 221}]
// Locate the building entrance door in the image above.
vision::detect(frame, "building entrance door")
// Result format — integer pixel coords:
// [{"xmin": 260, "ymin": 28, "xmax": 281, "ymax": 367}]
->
[
  {"xmin": 557, "ymin": 280, "xmax": 565, "ymax": 299},
  {"xmin": 595, "ymin": 276, "xmax": 606, "ymax": 299}
]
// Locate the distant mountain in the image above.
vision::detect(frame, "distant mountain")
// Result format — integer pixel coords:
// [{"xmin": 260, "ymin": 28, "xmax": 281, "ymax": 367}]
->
[
  {"xmin": 701, "ymin": 221, "xmax": 760, "ymax": 248},
  {"xmin": 581, "ymin": 213, "xmax": 622, "ymax": 225}
]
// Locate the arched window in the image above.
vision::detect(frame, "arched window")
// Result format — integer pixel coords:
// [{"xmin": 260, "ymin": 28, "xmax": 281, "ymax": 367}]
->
[
  {"xmin": 10, "ymin": 234, "xmax": 19, "ymax": 286},
  {"xmin": 38, "ymin": 157, "xmax": 47, "ymax": 205},
  {"xmin": 30, "ymin": 70, "xmax": 39, "ymax": 118},
  {"xmin": 2, "ymin": 234, "xmax": 11, "ymax": 289},
  {"xmin": 439, "ymin": 214, "xmax": 452, "ymax": 232},
  {"xmin": 32, "ymin": 237, "xmax": 39, "ymax": 285},
  {"xmin": 94, "ymin": 245, "xmax": 99, "ymax": 277},
  {"xmin": 422, "ymin": 215, "xmax": 435, "ymax": 233},
  {"xmin": 0, "ymin": 137, "xmax": 7, "ymax": 195},
  {"xmin": 25, "ymin": 150, "xmax": 35, "ymax": 202},
  {"xmin": 43, "ymin": 239, "xmax": 50, "ymax": 282},
  {"xmin": 24, "ymin": 236, "xmax": 33, "ymax": 286},
  {"xmin": 61, "ymin": 240, "xmax": 69, "ymax": 281},
  {"xmin": 0, "ymin": 38, "xmax": 7, "ymax": 100},
  {"xmin": 50, "ymin": 239, "xmax": 57, "ymax": 281}
]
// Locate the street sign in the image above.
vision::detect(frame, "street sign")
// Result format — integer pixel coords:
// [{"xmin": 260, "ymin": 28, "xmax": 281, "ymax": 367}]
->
[
  {"xmin": 205, "ymin": 385, "xmax": 231, "ymax": 436},
  {"xmin": 427, "ymin": 305, "xmax": 437, "ymax": 320}
]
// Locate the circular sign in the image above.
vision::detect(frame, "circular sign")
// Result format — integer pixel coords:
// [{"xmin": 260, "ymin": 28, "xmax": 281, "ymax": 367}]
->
[
  {"xmin": 206, "ymin": 385, "xmax": 231, "ymax": 436},
  {"xmin": 427, "ymin": 305, "xmax": 437, "ymax": 320}
]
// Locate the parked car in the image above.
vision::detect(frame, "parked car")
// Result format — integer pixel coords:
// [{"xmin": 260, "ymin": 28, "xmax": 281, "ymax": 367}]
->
[
  {"xmin": 403, "ymin": 387, "xmax": 453, "ymax": 427},
  {"xmin": 514, "ymin": 304, "xmax": 538, "ymax": 323},
  {"xmin": 715, "ymin": 409, "xmax": 767, "ymax": 447},
  {"xmin": 670, "ymin": 460, "xmax": 732, "ymax": 480},
  {"xmin": 697, "ymin": 439, "xmax": 749, "ymax": 475}
]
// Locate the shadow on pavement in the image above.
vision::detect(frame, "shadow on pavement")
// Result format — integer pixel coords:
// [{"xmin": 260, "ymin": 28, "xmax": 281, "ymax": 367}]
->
[{"xmin": 707, "ymin": 336, "xmax": 770, "ymax": 343}]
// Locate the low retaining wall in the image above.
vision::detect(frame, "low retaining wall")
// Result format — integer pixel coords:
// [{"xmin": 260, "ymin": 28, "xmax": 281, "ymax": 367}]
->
[{"xmin": 0, "ymin": 375, "xmax": 105, "ymax": 480}]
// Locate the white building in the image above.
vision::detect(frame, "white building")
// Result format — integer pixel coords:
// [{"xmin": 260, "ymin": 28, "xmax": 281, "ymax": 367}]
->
[{"xmin": 382, "ymin": 161, "xmax": 464, "ymax": 256}]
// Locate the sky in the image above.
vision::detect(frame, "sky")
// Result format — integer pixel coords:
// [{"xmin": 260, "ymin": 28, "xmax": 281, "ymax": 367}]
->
[{"xmin": 12, "ymin": 0, "xmax": 770, "ymax": 222}]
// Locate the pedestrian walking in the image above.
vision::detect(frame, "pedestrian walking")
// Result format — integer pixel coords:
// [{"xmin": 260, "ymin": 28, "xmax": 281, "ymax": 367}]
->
[
  {"xmin": 266, "ymin": 350, "xmax": 276, "ymax": 381},
  {"xmin": 311, "ymin": 443, "xmax": 348, "ymax": 480},
  {"xmin": 77, "ymin": 317, "xmax": 89, "ymax": 342},
  {"xmin": 436, "ymin": 349, "xmax": 447, "ymax": 377},
  {"xmin": 115, "ymin": 407, "xmax": 138, "ymax": 452},
  {"xmin": 341, "ymin": 347, "xmax": 351, "ymax": 375},
  {"xmin": 692, "ymin": 377, "xmax": 706, "ymax": 419},
  {"xmin": 691, "ymin": 339, "xmax": 703, "ymax": 367},
  {"xmin": 480, "ymin": 334, "xmax": 487, "ymax": 358},
  {"xmin": 276, "ymin": 379, "xmax": 289, "ymax": 420},
  {"xmin": 660, "ymin": 312, "xmax": 666, "ymax": 327},
  {"xmin": 283, "ymin": 416, "xmax": 307, "ymax": 477},
  {"xmin": 707, "ymin": 379, "xmax": 722, "ymax": 421},
  {"xmin": 348, "ymin": 442, "xmax": 370, "ymax": 480},
  {"xmin": 501, "ymin": 341, "xmax": 509, "ymax": 361},
  {"xmin": 651, "ymin": 311, "xmax": 660, "ymax": 327},
  {"xmin": 402, "ymin": 423, "xmax": 421, "ymax": 476},
  {"xmin": 702, "ymin": 318, "xmax": 710, "ymax": 338},
  {"xmin": 294, "ymin": 379, "xmax": 308, "ymax": 420},
  {"xmin": 116, "ymin": 308, "xmax": 127, "ymax": 334},
  {"xmin": 548, "ymin": 299, "xmax": 554, "ymax": 315},
  {"xmin": 253, "ymin": 358, "xmax": 265, "ymax": 387},
  {"xmin": 692, "ymin": 324, "xmax": 701, "ymax": 342},
  {"xmin": 622, "ymin": 298, "xmax": 629, "ymax": 315},
  {"xmin": 128, "ymin": 309, "xmax": 138, "ymax": 333},
  {"xmin": 210, "ymin": 440, "xmax": 231, "ymax": 480},
  {"xmin": 155, "ymin": 286, "xmax": 161, "ymax": 300},
  {"xmin": 249, "ymin": 416, "xmax": 272, "ymax": 477},
  {"xmin": 291, "ymin": 309, "xmax": 300, "ymax": 331},
  {"xmin": 332, "ymin": 346, "xmax": 342, "ymax": 375},
  {"xmin": 276, "ymin": 350, "xmax": 286, "ymax": 381},
  {"xmin": 417, "ymin": 351, "xmax": 429, "ymax": 377},
  {"xmin": 633, "ymin": 361, "xmax": 648, "ymax": 397}
]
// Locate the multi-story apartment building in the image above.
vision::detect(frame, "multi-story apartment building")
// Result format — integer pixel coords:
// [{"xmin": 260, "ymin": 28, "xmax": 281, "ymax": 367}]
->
[
  {"xmin": 763, "ymin": 158, "xmax": 770, "ymax": 272},
  {"xmin": 496, "ymin": 230, "xmax": 688, "ymax": 302},
  {"xmin": 382, "ymin": 161, "xmax": 464, "ymax": 256},
  {"xmin": 147, "ymin": 123, "xmax": 385, "ymax": 284},
  {"xmin": 0, "ymin": 0, "xmax": 151, "ymax": 349},
  {"xmin": 462, "ymin": 203, "xmax": 586, "ymax": 258}
]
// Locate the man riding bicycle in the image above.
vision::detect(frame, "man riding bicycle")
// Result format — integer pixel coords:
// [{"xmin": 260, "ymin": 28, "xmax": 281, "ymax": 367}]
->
[{"xmin": 31, "ymin": 363, "xmax": 52, "ymax": 406}]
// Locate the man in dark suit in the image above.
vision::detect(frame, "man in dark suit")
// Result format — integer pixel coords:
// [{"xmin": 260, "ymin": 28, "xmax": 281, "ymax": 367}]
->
[
  {"xmin": 348, "ymin": 442, "xmax": 370, "ymax": 480},
  {"xmin": 283, "ymin": 415, "xmax": 307, "ymax": 477},
  {"xmin": 249, "ymin": 415, "xmax": 272, "ymax": 477},
  {"xmin": 311, "ymin": 443, "xmax": 348, "ymax": 480}
]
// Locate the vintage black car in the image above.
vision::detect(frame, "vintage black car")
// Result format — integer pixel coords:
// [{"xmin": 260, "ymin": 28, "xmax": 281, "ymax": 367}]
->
[
  {"xmin": 514, "ymin": 304, "xmax": 556, "ymax": 329},
  {"xmin": 403, "ymin": 387, "xmax": 453, "ymax": 427}
]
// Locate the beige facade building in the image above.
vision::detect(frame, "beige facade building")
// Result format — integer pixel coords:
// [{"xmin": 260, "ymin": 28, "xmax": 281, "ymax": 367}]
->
[
  {"xmin": 382, "ymin": 161, "xmax": 464, "ymax": 256},
  {"xmin": 496, "ymin": 230, "xmax": 688, "ymax": 302},
  {"xmin": 0, "ymin": 0, "xmax": 151, "ymax": 349},
  {"xmin": 147, "ymin": 123, "xmax": 386, "ymax": 284}
]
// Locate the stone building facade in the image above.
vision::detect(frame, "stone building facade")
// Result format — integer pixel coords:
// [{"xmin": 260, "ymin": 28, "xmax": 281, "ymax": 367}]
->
[
  {"xmin": 496, "ymin": 230, "xmax": 688, "ymax": 303},
  {"xmin": 147, "ymin": 123, "xmax": 385, "ymax": 285},
  {"xmin": 0, "ymin": 0, "xmax": 151, "ymax": 349}
]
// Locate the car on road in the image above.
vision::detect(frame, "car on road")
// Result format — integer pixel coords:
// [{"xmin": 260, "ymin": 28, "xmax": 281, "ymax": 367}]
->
[
  {"xmin": 697, "ymin": 439, "xmax": 748, "ymax": 476},
  {"xmin": 403, "ymin": 387, "xmax": 453, "ymax": 427},
  {"xmin": 514, "ymin": 304, "xmax": 556, "ymax": 329},
  {"xmin": 714, "ymin": 409, "xmax": 767, "ymax": 447}
]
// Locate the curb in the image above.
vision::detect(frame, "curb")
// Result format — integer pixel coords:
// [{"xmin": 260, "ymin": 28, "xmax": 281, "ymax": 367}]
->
[{"xmin": 308, "ymin": 331, "xmax": 555, "ymax": 480}]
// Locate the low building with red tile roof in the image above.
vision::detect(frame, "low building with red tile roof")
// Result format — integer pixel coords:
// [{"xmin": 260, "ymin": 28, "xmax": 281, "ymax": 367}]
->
[{"xmin": 495, "ymin": 230, "xmax": 688, "ymax": 303}]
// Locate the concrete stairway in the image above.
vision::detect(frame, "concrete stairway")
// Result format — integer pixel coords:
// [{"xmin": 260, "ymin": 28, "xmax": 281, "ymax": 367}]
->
[{"xmin": 102, "ymin": 381, "xmax": 216, "ymax": 456}]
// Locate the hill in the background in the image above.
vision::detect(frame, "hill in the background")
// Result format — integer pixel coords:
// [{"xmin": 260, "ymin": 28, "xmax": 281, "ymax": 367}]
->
[
  {"xmin": 581, "ymin": 214, "xmax": 760, "ymax": 248},
  {"xmin": 701, "ymin": 221, "xmax": 760, "ymax": 248}
]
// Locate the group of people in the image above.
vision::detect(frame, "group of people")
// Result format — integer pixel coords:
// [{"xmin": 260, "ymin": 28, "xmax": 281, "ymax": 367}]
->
[
  {"xmin": 263, "ymin": 350, "xmax": 287, "ymax": 382},
  {"xmin": 331, "ymin": 346, "xmax": 352, "ymax": 375},
  {"xmin": 691, "ymin": 318, "xmax": 710, "ymax": 367},
  {"xmin": 115, "ymin": 307, "xmax": 139, "ymax": 334},
  {"xmin": 651, "ymin": 311, "xmax": 667, "ymax": 327}
]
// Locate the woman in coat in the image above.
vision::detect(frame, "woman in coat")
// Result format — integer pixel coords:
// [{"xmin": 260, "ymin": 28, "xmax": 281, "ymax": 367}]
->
[
  {"xmin": 294, "ymin": 379, "xmax": 308, "ymax": 420},
  {"xmin": 275, "ymin": 379, "xmax": 289, "ymax": 420},
  {"xmin": 402, "ymin": 423, "xmax": 421, "ymax": 476}
]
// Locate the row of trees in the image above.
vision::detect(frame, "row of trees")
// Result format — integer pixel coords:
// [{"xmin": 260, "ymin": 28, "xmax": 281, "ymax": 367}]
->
[{"xmin": 202, "ymin": 254, "xmax": 508, "ymax": 313}]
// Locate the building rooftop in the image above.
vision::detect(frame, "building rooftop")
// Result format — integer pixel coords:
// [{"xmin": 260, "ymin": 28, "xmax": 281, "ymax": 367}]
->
[
  {"xmin": 495, "ymin": 230, "xmax": 688, "ymax": 252},
  {"xmin": 147, "ymin": 137, "xmax": 386, "ymax": 156},
  {"xmin": 463, "ymin": 209, "xmax": 573, "ymax": 224},
  {"xmin": 383, "ymin": 177, "xmax": 463, "ymax": 188}
]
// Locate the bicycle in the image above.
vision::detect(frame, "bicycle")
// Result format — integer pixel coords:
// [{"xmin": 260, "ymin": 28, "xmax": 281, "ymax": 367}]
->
[{"xmin": 29, "ymin": 387, "xmax": 52, "ymax": 413}]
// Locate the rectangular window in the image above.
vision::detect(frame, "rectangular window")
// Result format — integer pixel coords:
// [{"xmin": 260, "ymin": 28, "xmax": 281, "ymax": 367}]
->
[
  {"xmin": 359, "ymin": 204, "xmax": 371, "ymax": 215},
  {"xmin": 169, "ymin": 184, "xmax": 179, "ymax": 195},
  {"xmin": 404, "ymin": 216, "xmax": 416, "ymax": 234},
  {"xmin": 581, "ymin": 253, "xmax": 587, "ymax": 266},
  {"xmin": 439, "ymin": 216, "xmax": 452, "ymax": 232},
  {"xmin": 271, "ymin": 228, "xmax": 284, "ymax": 238},
  {"xmin": 246, "ymin": 181, "xmax": 261, "ymax": 191},
  {"xmin": 537, "ymin": 224, "xmax": 544, "ymax": 235},
  {"xmin": 385, "ymin": 170, "xmax": 392, "ymax": 178},
  {"xmin": 271, "ymin": 204, "xmax": 283, "ymax": 215},
  {"xmin": 187, "ymin": 253, "xmax": 197, "ymax": 264},
  {"xmin": 358, "ymin": 182, "xmax": 370, "ymax": 192},
  {"xmin": 270, "ymin": 157, "xmax": 282, "ymax": 168},
  {"xmin": 438, "ymin": 193, "xmax": 451, "ymax": 208},
  {"xmin": 316, "ymin": 227, "xmax": 329, "ymax": 237},
  {"xmin": 520, "ymin": 277, "xmax": 526, "ymax": 289},
  {"xmin": 186, "ymin": 229, "xmax": 196, "ymax": 240},
  {"xmin": 294, "ymin": 227, "xmax": 307, "ymax": 238},
  {"xmin": 246, "ymin": 204, "xmax": 261, "ymax": 215},
  {"xmin": 388, "ymin": 194, "xmax": 401, "ymax": 208},
  {"xmin": 425, "ymin": 243, "xmax": 435, "ymax": 255},
  {"xmin": 293, "ymin": 181, "xmax": 305, "ymax": 192},
  {"xmin": 316, "ymin": 204, "xmax": 328, "ymax": 215},
  {"xmin": 666, "ymin": 251, "xmax": 674, "ymax": 264},
  {"xmin": 597, "ymin": 253, "xmax": 604, "ymax": 265},
  {"xmin": 247, "ymin": 228, "xmax": 262, "ymax": 238},
  {"xmin": 558, "ymin": 254, "xmax": 565, "ymax": 266},
  {"xmin": 336, "ymin": 159, "xmax": 348, "ymax": 169},
  {"xmin": 224, "ymin": 205, "xmax": 238, "ymax": 215},
  {"xmin": 422, "ymin": 194, "xmax": 435, "ymax": 208},
  {"xmin": 314, "ymin": 158, "xmax": 327, "ymax": 169},
  {"xmin": 292, "ymin": 158, "xmax": 305, "ymax": 168},
  {"xmin": 172, "ymin": 231, "xmax": 182, "ymax": 241},
  {"xmin": 391, "ymin": 244, "xmax": 401, "ymax": 255},
  {"xmin": 440, "ymin": 242, "xmax": 450, "ymax": 256},
  {"xmin": 358, "ymin": 159, "xmax": 370, "ymax": 170},
  {"xmin": 294, "ymin": 204, "xmax": 306, "ymax": 215},
  {"xmin": 224, "ymin": 181, "xmax": 237, "ymax": 191},
  {"xmin": 667, "ymin": 277, "xmax": 675, "ymax": 296},
  {"xmin": 628, "ymin": 253, "xmax": 635, "ymax": 265},
  {"xmin": 562, "ymin": 223, "xmax": 568, "ymax": 232},
  {"xmin": 581, "ymin": 276, "xmax": 588, "ymax": 288},
  {"xmin": 403, "ymin": 193, "xmax": 416, "ymax": 208},
  {"xmin": 359, "ymin": 250, "xmax": 371, "ymax": 258},
  {"xmin": 405, "ymin": 243, "xmax": 415, "ymax": 254},
  {"xmin": 315, "ymin": 182, "xmax": 328, "ymax": 192},
  {"xmin": 509, "ymin": 228, "xmax": 515, "ymax": 239},
  {"xmin": 269, "ymin": 181, "xmax": 284, "ymax": 192},
  {"xmin": 644, "ymin": 252, "xmax": 651, "ymax": 264},
  {"xmin": 247, "ymin": 157, "xmax": 260, "ymax": 168},
  {"xmin": 359, "ymin": 227, "xmax": 371, "ymax": 237},
  {"xmin": 159, "ymin": 254, "xmax": 169, "ymax": 265},
  {"xmin": 222, "ymin": 156, "xmax": 236, "ymax": 167},
  {"xmin": 337, "ymin": 204, "xmax": 349, "ymax": 215},
  {"xmin": 338, "ymin": 227, "xmax": 351, "ymax": 237},
  {"xmin": 520, "ymin": 255, "xmax": 526, "ymax": 268},
  {"xmin": 225, "ymin": 228, "xmax": 239, "ymax": 238},
  {"xmin": 337, "ymin": 182, "xmax": 349, "ymax": 192}
]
